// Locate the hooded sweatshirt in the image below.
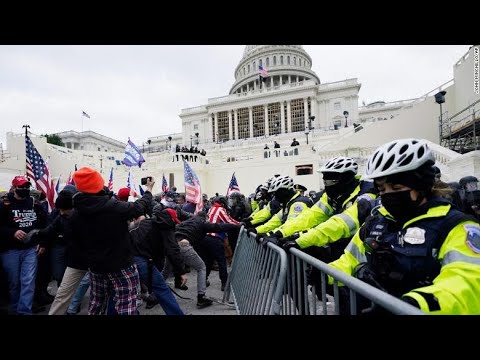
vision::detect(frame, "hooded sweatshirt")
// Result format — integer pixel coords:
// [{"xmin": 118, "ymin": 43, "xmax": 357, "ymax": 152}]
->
[
  {"xmin": 68, "ymin": 191, "xmax": 152, "ymax": 273},
  {"xmin": 130, "ymin": 208, "xmax": 186, "ymax": 276}
]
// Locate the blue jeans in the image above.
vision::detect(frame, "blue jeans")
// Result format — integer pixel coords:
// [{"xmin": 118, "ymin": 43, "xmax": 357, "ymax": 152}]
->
[
  {"xmin": 133, "ymin": 256, "xmax": 184, "ymax": 315},
  {"xmin": 67, "ymin": 272, "xmax": 90, "ymax": 314},
  {"xmin": 0, "ymin": 247, "xmax": 38, "ymax": 315}
]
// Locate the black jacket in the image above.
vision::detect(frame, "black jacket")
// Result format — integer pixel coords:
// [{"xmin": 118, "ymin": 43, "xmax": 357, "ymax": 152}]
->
[
  {"xmin": 68, "ymin": 191, "xmax": 152, "ymax": 274},
  {"xmin": 175, "ymin": 215, "xmax": 240, "ymax": 247},
  {"xmin": 130, "ymin": 210, "xmax": 186, "ymax": 276},
  {"xmin": 0, "ymin": 193, "xmax": 47, "ymax": 252}
]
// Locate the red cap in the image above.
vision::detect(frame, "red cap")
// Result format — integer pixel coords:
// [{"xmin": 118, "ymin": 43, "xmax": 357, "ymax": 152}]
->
[
  {"xmin": 12, "ymin": 175, "xmax": 31, "ymax": 187},
  {"xmin": 117, "ymin": 187, "xmax": 130, "ymax": 201}
]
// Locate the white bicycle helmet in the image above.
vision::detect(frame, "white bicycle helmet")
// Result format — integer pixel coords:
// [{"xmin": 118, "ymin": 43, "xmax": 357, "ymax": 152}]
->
[
  {"xmin": 268, "ymin": 175, "xmax": 294, "ymax": 193},
  {"xmin": 318, "ymin": 157, "xmax": 358, "ymax": 174},
  {"xmin": 363, "ymin": 138, "xmax": 435, "ymax": 180}
]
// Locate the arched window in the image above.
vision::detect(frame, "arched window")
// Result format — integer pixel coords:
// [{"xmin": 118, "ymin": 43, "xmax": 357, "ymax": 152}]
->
[
  {"xmin": 280, "ymin": 56, "xmax": 283, "ymax": 65},
  {"xmin": 248, "ymin": 64, "xmax": 250, "ymax": 73},
  {"xmin": 294, "ymin": 57, "xmax": 296, "ymax": 65},
  {"xmin": 253, "ymin": 61, "xmax": 256, "ymax": 70},
  {"xmin": 259, "ymin": 59, "xmax": 263, "ymax": 67},
  {"xmin": 266, "ymin": 57, "xmax": 269, "ymax": 67},
  {"xmin": 287, "ymin": 56, "xmax": 290, "ymax": 65},
  {"xmin": 273, "ymin": 56, "xmax": 276, "ymax": 65},
  {"xmin": 243, "ymin": 67, "xmax": 245, "ymax": 75}
]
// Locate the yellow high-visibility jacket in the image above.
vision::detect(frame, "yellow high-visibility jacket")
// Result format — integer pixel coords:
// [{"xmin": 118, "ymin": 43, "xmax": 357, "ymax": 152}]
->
[
  {"xmin": 256, "ymin": 192, "xmax": 312, "ymax": 234},
  {"xmin": 278, "ymin": 181, "xmax": 376, "ymax": 247},
  {"xmin": 328, "ymin": 202, "xmax": 480, "ymax": 314},
  {"xmin": 250, "ymin": 198, "xmax": 281, "ymax": 226}
]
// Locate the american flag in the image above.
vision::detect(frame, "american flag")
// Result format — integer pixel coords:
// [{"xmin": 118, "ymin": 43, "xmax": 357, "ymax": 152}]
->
[
  {"xmin": 25, "ymin": 135, "xmax": 54, "ymax": 211},
  {"xmin": 82, "ymin": 111, "xmax": 90, "ymax": 119},
  {"xmin": 162, "ymin": 173, "xmax": 169, "ymax": 193},
  {"xmin": 226, "ymin": 172, "xmax": 240, "ymax": 196},
  {"xmin": 126, "ymin": 169, "xmax": 137, "ymax": 197},
  {"xmin": 183, "ymin": 160, "xmax": 203, "ymax": 214},
  {"xmin": 67, "ymin": 164, "xmax": 77, "ymax": 186},
  {"xmin": 259, "ymin": 65, "xmax": 268, "ymax": 78},
  {"xmin": 107, "ymin": 168, "xmax": 113, "ymax": 191},
  {"xmin": 53, "ymin": 176, "xmax": 61, "ymax": 203}
]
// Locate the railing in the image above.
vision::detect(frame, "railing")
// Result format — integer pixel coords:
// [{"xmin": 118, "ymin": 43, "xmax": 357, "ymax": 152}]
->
[
  {"xmin": 445, "ymin": 99, "xmax": 480, "ymax": 134},
  {"xmin": 224, "ymin": 229, "xmax": 425, "ymax": 315},
  {"xmin": 223, "ymin": 228, "xmax": 288, "ymax": 315},
  {"xmin": 285, "ymin": 248, "xmax": 425, "ymax": 315}
]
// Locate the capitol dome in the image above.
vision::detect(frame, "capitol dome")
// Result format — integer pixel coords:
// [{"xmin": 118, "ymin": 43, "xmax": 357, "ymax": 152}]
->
[{"xmin": 230, "ymin": 45, "xmax": 320, "ymax": 94}]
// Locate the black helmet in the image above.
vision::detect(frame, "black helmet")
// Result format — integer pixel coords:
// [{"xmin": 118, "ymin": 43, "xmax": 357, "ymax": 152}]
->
[{"xmin": 459, "ymin": 176, "xmax": 479, "ymax": 187}]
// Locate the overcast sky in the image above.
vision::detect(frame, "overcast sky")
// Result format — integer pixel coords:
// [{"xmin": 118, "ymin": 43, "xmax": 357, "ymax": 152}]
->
[{"xmin": 0, "ymin": 45, "xmax": 470, "ymax": 149}]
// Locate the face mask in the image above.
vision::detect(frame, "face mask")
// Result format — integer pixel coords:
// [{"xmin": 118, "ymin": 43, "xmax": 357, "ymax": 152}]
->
[
  {"xmin": 325, "ymin": 184, "xmax": 344, "ymax": 201},
  {"xmin": 381, "ymin": 190, "xmax": 420, "ymax": 224},
  {"xmin": 15, "ymin": 188, "xmax": 30, "ymax": 198}
]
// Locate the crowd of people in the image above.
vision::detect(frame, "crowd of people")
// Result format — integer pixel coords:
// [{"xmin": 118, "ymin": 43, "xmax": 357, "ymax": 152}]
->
[{"xmin": 1, "ymin": 137, "xmax": 480, "ymax": 315}]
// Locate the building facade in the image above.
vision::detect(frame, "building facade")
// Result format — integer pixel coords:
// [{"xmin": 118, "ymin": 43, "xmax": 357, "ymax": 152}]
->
[
  {"xmin": 179, "ymin": 45, "xmax": 362, "ymax": 147},
  {"xmin": 55, "ymin": 130, "xmax": 125, "ymax": 152}
]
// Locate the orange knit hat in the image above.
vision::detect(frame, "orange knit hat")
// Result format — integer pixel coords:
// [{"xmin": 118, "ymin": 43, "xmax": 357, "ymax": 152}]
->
[{"xmin": 73, "ymin": 167, "xmax": 104, "ymax": 194}]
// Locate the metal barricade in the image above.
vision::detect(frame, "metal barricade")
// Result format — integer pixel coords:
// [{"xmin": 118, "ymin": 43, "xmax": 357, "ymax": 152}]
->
[
  {"xmin": 284, "ymin": 248, "xmax": 425, "ymax": 315},
  {"xmin": 223, "ymin": 228, "xmax": 288, "ymax": 315}
]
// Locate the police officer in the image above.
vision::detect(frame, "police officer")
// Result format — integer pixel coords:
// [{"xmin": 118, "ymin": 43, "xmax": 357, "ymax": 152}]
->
[
  {"xmin": 242, "ymin": 175, "xmax": 281, "ymax": 229},
  {"xmin": 268, "ymin": 157, "xmax": 377, "ymax": 263},
  {"xmin": 254, "ymin": 176, "xmax": 313, "ymax": 238},
  {"xmin": 328, "ymin": 138, "xmax": 480, "ymax": 314}
]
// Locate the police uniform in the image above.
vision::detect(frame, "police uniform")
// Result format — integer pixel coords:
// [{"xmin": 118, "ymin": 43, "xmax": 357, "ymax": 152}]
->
[
  {"xmin": 328, "ymin": 198, "xmax": 480, "ymax": 314},
  {"xmin": 278, "ymin": 179, "xmax": 377, "ymax": 249},
  {"xmin": 255, "ymin": 192, "xmax": 312, "ymax": 234}
]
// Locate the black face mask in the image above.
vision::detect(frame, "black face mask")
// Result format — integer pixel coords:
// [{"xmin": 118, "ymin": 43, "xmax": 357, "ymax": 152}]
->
[
  {"xmin": 325, "ymin": 184, "xmax": 344, "ymax": 201},
  {"xmin": 381, "ymin": 190, "xmax": 421, "ymax": 224},
  {"xmin": 15, "ymin": 188, "xmax": 30, "ymax": 198}
]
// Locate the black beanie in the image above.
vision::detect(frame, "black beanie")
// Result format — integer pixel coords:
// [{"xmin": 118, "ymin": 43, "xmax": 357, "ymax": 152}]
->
[{"xmin": 55, "ymin": 190, "xmax": 73, "ymax": 210}]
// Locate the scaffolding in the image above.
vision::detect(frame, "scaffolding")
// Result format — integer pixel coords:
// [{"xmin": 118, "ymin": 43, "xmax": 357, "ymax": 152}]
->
[{"xmin": 440, "ymin": 99, "xmax": 480, "ymax": 153}]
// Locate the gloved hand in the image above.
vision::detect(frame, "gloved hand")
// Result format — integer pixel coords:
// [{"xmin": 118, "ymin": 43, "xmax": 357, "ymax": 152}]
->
[
  {"xmin": 282, "ymin": 239, "xmax": 300, "ymax": 251},
  {"xmin": 255, "ymin": 233, "xmax": 264, "ymax": 243},
  {"xmin": 241, "ymin": 217, "xmax": 253, "ymax": 228},
  {"xmin": 261, "ymin": 236, "xmax": 279, "ymax": 248},
  {"xmin": 266, "ymin": 230, "xmax": 283, "ymax": 238},
  {"xmin": 247, "ymin": 227, "xmax": 257, "ymax": 236}
]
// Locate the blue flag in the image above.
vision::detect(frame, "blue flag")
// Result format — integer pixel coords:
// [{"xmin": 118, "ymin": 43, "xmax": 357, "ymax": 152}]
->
[{"xmin": 122, "ymin": 138, "xmax": 145, "ymax": 168}]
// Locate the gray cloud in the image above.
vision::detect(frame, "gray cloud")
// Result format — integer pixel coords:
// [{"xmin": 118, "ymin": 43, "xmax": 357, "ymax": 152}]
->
[{"xmin": 0, "ymin": 45, "xmax": 469, "ymax": 148}]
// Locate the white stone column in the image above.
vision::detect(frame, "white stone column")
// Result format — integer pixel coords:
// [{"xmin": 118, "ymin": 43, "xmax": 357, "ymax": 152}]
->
[
  {"xmin": 270, "ymin": 77, "xmax": 273, "ymax": 88},
  {"xmin": 304, "ymin": 98, "xmax": 309, "ymax": 130},
  {"xmin": 311, "ymin": 97, "xmax": 317, "ymax": 129},
  {"xmin": 324, "ymin": 100, "xmax": 330, "ymax": 129},
  {"xmin": 254, "ymin": 79, "xmax": 257, "ymax": 90},
  {"xmin": 228, "ymin": 111, "xmax": 233, "ymax": 140},
  {"xmin": 214, "ymin": 112, "xmax": 218, "ymax": 143},
  {"xmin": 234, "ymin": 109, "xmax": 239, "ymax": 140},
  {"xmin": 287, "ymin": 101, "xmax": 292, "ymax": 133},
  {"xmin": 249, "ymin": 107, "xmax": 253, "ymax": 138},
  {"xmin": 264, "ymin": 104, "xmax": 269, "ymax": 137},
  {"xmin": 288, "ymin": 75, "xmax": 291, "ymax": 84},
  {"xmin": 280, "ymin": 102, "xmax": 285, "ymax": 134}
]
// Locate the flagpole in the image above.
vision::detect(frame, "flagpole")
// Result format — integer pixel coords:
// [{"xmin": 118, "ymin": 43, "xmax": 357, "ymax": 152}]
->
[{"xmin": 22, "ymin": 124, "xmax": 30, "ymax": 177}]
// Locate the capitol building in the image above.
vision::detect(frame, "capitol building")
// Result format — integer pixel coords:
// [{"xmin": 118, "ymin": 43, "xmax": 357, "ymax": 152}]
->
[{"xmin": 1, "ymin": 45, "xmax": 479, "ymax": 195}]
